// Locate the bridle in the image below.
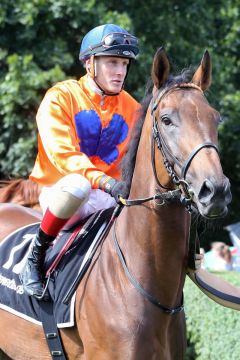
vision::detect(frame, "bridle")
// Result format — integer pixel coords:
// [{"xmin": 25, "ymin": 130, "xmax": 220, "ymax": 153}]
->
[
  {"xmin": 151, "ymin": 83, "xmax": 219, "ymax": 211},
  {"xmin": 114, "ymin": 83, "xmax": 219, "ymax": 315},
  {"xmin": 119, "ymin": 83, "xmax": 219, "ymax": 211}
]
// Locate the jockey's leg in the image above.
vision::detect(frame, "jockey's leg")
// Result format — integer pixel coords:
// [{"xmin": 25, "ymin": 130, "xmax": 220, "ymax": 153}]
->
[{"xmin": 19, "ymin": 174, "xmax": 91, "ymax": 300}]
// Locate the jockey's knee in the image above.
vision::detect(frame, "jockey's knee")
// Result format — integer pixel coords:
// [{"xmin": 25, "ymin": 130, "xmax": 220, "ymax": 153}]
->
[
  {"xmin": 49, "ymin": 174, "xmax": 91, "ymax": 218},
  {"xmin": 55, "ymin": 174, "xmax": 91, "ymax": 199}
]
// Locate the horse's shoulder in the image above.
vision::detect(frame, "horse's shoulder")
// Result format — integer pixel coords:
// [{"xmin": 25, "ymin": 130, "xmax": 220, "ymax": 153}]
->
[{"xmin": 0, "ymin": 202, "xmax": 42, "ymax": 217}]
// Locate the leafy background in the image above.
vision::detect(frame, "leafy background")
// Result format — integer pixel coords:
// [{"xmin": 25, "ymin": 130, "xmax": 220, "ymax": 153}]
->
[{"xmin": 0, "ymin": 0, "xmax": 239, "ymax": 248}]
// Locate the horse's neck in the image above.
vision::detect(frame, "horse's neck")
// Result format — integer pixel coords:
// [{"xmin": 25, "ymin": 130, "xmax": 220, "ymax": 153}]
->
[{"xmin": 116, "ymin": 112, "xmax": 189, "ymax": 305}]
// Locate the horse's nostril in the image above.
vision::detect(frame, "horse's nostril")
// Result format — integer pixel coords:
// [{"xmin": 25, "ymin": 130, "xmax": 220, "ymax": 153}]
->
[
  {"xmin": 198, "ymin": 179, "xmax": 215, "ymax": 205},
  {"xmin": 198, "ymin": 177, "xmax": 232, "ymax": 208}
]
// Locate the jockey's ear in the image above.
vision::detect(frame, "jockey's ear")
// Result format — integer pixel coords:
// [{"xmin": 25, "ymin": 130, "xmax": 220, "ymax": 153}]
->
[
  {"xmin": 192, "ymin": 50, "xmax": 212, "ymax": 91},
  {"xmin": 85, "ymin": 56, "xmax": 95, "ymax": 78},
  {"xmin": 85, "ymin": 59, "xmax": 91, "ymax": 73},
  {"xmin": 151, "ymin": 47, "xmax": 170, "ymax": 90}
]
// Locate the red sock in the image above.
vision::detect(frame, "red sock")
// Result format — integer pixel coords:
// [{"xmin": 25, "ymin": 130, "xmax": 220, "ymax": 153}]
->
[{"xmin": 40, "ymin": 208, "xmax": 69, "ymax": 237}]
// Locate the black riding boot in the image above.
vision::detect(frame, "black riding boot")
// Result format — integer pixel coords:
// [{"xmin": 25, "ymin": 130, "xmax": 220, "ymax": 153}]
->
[{"xmin": 19, "ymin": 228, "xmax": 54, "ymax": 300}]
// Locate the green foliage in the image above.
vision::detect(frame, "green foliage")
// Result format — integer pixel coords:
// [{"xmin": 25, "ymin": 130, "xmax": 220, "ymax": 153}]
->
[
  {"xmin": 184, "ymin": 272, "xmax": 240, "ymax": 360},
  {"xmin": 0, "ymin": 53, "xmax": 65, "ymax": 176},
  {"xmin": 219, "ymin": 91, "xmax": 240, "ymax": 221}
]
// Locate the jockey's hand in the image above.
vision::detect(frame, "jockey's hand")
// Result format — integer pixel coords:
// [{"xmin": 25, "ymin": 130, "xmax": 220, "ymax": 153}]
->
[
  {"xmin": 187, "ymin": 253, "xmax": 204, "ymax": 274},
  {"xmin": 189, "ymin": 254, "xmax": 204, "ymax": 271},
  {"xmin": 194, "ymin": 253, "xmax": 204, "ymax": 271},
  {"xmin": 99, "ymin": 176, "xmax": 129, "ymax": 203}
]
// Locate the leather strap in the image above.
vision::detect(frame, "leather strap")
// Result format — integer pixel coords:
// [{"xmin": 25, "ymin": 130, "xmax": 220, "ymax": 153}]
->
[
  {"xmin": 187, "ymin": 215, "xmax": 201, "ymax": 271},
  {"xmin": 187, "ymin": 269, "xmax": 240, "ymax": 311},
  {"xmin": 181, "ymin": 143, "xmax": 219, "ymax": 179},
  {"xmin": 39, "ymin": 300, "xmax": 67, "ymax": 359},
  {"xmin": 113, "ymin": 221, "xmax": 184, "ymax": 315},
  {"xmin": 119, "ymin": 189, "xmax": 181, "ymax": 207}
]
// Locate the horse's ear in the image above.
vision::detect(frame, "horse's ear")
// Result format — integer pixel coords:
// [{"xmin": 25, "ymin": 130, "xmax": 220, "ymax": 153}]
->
[
  {"xmin": 151, "ymin": 47, "xmax": 170, "ymax": 90},
  {"xmin": 192, "ymin": 50, "xmax": 212, "ymax": 91}
]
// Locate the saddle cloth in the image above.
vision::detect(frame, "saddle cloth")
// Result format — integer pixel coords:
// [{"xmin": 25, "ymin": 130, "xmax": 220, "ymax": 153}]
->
[{"xmin": 0, "ymin": 207, "xmax": 114, "ymax": 328}]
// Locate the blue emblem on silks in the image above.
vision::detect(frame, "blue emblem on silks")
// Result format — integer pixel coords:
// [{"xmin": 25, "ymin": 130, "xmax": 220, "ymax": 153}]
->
[{"xmin": 74, "ymin": 110, "xmax": 129, "ymax": 165}]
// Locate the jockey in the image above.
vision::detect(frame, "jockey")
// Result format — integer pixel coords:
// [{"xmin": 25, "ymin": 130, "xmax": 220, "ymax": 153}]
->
[{"xmin": 20, "ymin": 24, "xmax": 140, "ymax": 300}]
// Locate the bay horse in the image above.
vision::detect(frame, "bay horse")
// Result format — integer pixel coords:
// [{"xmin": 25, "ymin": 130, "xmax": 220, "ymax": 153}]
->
[{"xmin": 0, "ymin": 48, "xmax": 232, "ymax": 360}]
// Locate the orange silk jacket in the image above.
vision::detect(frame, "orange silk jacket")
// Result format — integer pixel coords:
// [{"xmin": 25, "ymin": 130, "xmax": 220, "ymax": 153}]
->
[{"xmin": 30, "ymin": 75, "xmax": 140, "ymax": 188}]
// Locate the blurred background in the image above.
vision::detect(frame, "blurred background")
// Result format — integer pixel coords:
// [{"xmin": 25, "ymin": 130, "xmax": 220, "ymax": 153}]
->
[
  {"xmin": 0, "ymin": 0, "xmax": 239, "ymax": 249},
  {"xmin": 0, "ymin": 2, "xmax": 240, "ymax": 358}
]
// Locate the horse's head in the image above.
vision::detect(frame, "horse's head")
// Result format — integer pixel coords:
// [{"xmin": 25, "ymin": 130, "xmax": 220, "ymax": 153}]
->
[{"xmin": 151, "ymin": 48, "xmax": 232, "ymax": 219}]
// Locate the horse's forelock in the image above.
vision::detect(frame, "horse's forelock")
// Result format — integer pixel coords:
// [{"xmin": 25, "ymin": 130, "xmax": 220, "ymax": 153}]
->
[{"xmin": 162, "ymin": 68, "xmax": 194, "ymax": 90}]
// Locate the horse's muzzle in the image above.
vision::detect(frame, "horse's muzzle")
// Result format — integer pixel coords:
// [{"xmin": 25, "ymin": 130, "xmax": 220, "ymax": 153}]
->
[{"xmin": 197, "ymin": 176, "xmax": 232, "ymax": 218}]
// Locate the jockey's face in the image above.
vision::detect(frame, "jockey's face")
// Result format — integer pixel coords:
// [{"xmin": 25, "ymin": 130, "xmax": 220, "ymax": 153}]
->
[{"xmin": 94, "ymin": 56, "xmax": 129, "ymax": 94}]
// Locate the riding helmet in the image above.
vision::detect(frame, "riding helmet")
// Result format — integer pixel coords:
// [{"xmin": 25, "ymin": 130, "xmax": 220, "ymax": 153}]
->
[{"xmin": 79, "ymin": 24, "xmax": 139, "ymax": 62}]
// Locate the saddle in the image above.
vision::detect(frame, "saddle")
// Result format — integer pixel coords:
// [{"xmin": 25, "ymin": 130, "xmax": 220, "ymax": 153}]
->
[
  {"xmin": 0, "ymin": 206, "xmax": 116, "ymax": 326},
  {"xmin": 45, "ymin": 206, "xmax": 115, "ymax": 281}
]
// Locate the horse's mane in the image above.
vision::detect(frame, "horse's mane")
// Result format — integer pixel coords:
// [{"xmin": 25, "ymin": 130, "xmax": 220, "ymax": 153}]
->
[{"xmin": 121, "ymin": 68, "xmax": 193, "ymax": 189}]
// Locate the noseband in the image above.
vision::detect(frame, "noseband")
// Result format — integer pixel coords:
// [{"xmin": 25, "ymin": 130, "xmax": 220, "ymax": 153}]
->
[{"xmin": 151, "ymin": 83, "xmax": 219, "ymax": 211}]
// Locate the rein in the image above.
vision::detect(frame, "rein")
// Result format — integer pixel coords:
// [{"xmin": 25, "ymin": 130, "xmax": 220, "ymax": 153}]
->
[
  {"xmin": 112, "ymin": 214, "xmax": 184, "ymax": 314},
  {"xmin": 114, "ymin": 83, "xmax": 219, "ymax": 315}
]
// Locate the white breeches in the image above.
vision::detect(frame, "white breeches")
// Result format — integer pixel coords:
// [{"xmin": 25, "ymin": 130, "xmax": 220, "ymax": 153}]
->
[{"xmin": 39, "ymin": 174, "xmax": 116, "ymax": 222}]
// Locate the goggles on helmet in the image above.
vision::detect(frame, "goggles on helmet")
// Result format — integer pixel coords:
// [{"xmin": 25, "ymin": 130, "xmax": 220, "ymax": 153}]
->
[
  {"xmin": 101, "ymin": 32, "xmax": 138, "ymax": 47},
  {"xmin": 80, "ymin": 32, "xmax": 139, "ymax": 60}
]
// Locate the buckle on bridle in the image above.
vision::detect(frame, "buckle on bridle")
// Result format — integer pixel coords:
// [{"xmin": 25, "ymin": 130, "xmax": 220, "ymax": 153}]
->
[{"xmin": 153, "ymin": 193, "xmax": 165, "ymax": 206}]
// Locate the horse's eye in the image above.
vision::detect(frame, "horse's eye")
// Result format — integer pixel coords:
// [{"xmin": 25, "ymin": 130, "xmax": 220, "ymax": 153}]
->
[{"xmin": 161, "ymin": 116, "xmax": 172, "ymax": 126}]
